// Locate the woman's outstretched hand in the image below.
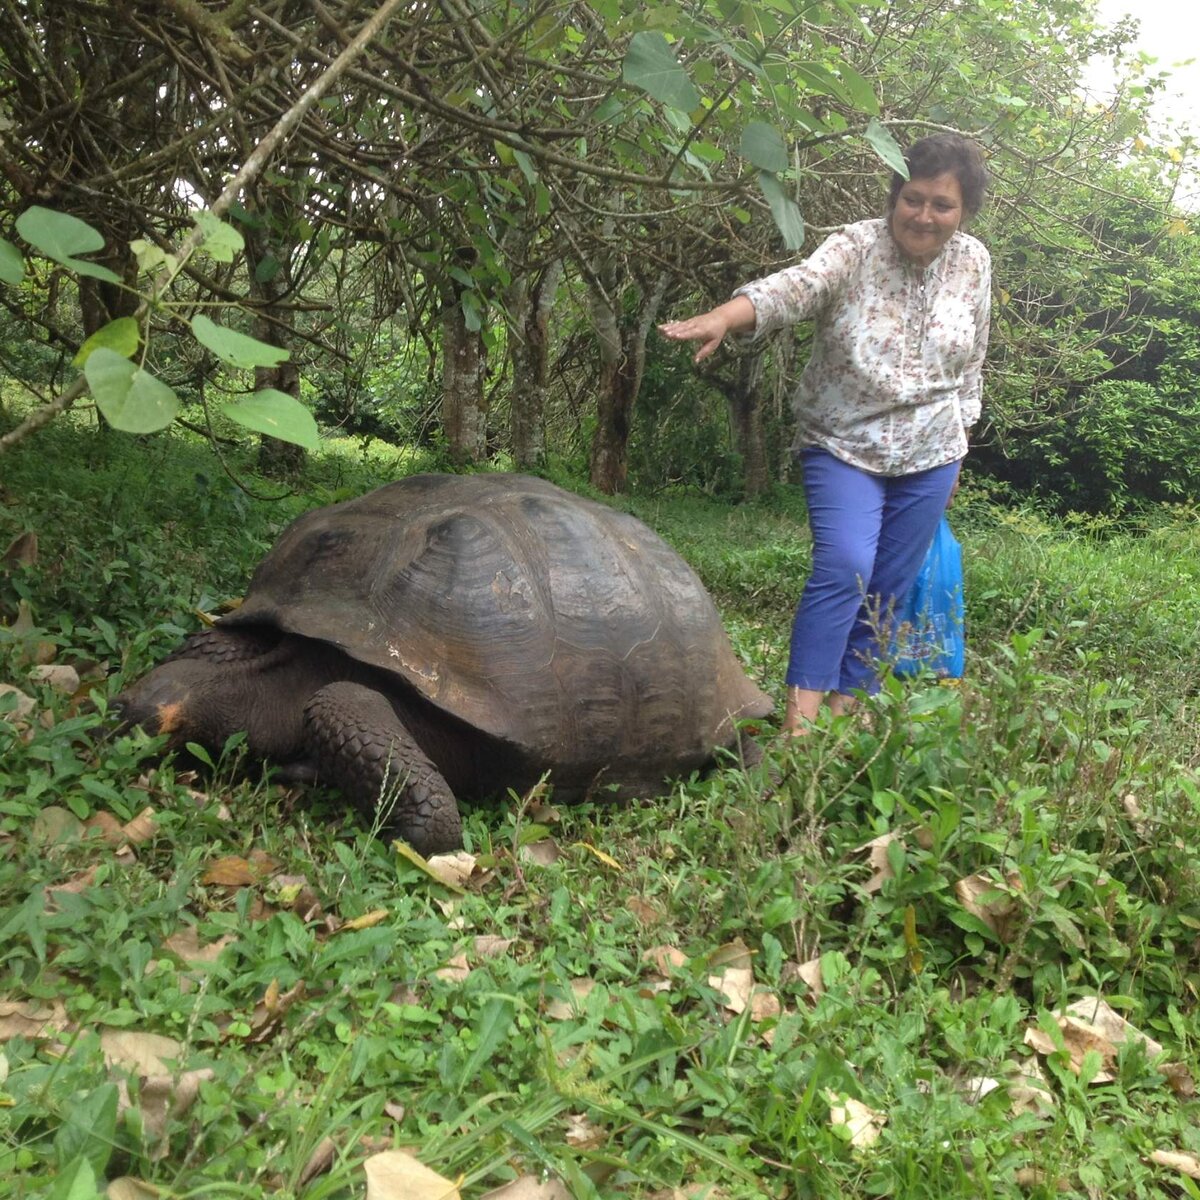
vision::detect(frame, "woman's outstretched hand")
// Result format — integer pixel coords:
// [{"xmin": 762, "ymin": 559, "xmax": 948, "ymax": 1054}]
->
[{"xmin": 658, "ymin": 312, "xmax": 730, "ymax": 364}]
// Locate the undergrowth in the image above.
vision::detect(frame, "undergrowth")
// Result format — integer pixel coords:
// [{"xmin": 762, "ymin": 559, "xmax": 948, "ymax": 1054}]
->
[{"xmin": 2, "ymin": 415, "xmax": 1200, "ymax": 1198}]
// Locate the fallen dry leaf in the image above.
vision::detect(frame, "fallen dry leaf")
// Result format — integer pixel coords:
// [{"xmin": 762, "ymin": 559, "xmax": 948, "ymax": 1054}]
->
[
  {"xmin": 1013, "ymin": 1167, "xmax": 1070, "ymax": 1191},
  {"xmin": 709, "ymin": 966, "xmax": 753, "ymax": 1015},
  {"xmin": 473, "ymin": 935, "xmax": 514, "ymax": 960},
  {"xmin": 435, "ymin": 954, "xmax": 472, "ymax": 984},
  {"xmin": 789, "ymin": 958, "xmax": 825, "ymax": 998},
  {"xmin": 827, "ymin": 1092, "xmax": 886, "ymax": 1149},
  {"xmin": 1024, "ymin": 996, "xmax": 1165, "ymax": 1083},
  {"xmin": 271, "ymin": 874, "xmax": 326, "ymax": 922},
  {"xmin": 1007, "ymin": 1060, "xmax": 1056, "ymax": 1117},
  {"xmin": 48, "ymin": 866, "xmax": 100, "ymax": 902},
  {"xmin": 857, "ymin": 832, "xmax": 899, "ymax": 895},
  {"xmin": 519, "ymin": 839, "xmax": 561, "ymax": 867},
  {"xmin": 162, "ymin": 927, "xmax": 236, "ymax": 968},
  {"xmin": 107, "ymin": 1179, "xmax": 161, "ymax": 1200},
  {"xmin": 119, "ymin": 807, "xmax": 158, "ymax": 846},
  {"xmin": 1162, "ymin": 1061, "xmax": 1195, "ymax": 1097},
  {"xmin": 139, "ymin": 1068, "xmax": 215, "ymax": 1150},
  {"xmin": 100, "ymin": 1029, "xmax": 182, "ymax": 1077},
  {"xmin": 384, "ymin": 1100, "xmax": 406, "ymax": 1123},
  {"xmin": 564, "ymin": 1112, "xmax": 606, "ymax": 1148},
  {"xmin": 626, "ymin": 896, "xmax": 661, "ymax": 926},
  {"xmin": 340, "ymin": 909, "xmax": 389, "ymax": 933},
  {"xmin": 481, "ymin": 1177, "xmax": 572, "ymax": 1199},
  {"xmin": 527, "ymin": 799, "xmax": 560, "ymax": 825},
  {"xmin": 84, "ymin": 812, "xmax": 128, "ymax": 846},
  {"xmin": 28, "ymin": 663, "xmax": 80, "ymax": 695},
  {"xmin": 545, "ymin": 978, "xmax": 597, "ymax": 1019},
  {"xmin": 425, "ymin": 851, "xmax": 477, "ymax": 889},
  {"xmin": 642, "ymin": 945, "xmax": 688, "ymax": 975},
  {"xmin": 1147, "ymin": 1149, "xmax": 1200, "ymax": 1179},
  {"xmin": 0, "ymin": 998, "xmax": 70, "ymax": 1042},
  {"xmin": 10, "ymin": 599, "xmax": 57, "ymax": 665},
  {"xmin": 571, "ymin": 841, "xmax": 621, "ymax": 870},
  {"xmin": 709, "ymin": 939, "xmax": 754, "ymax": 970},
  {"xmin": 1063, "ymin": 996, "xmax": 1164, "ymax": 1058},
  {"xmin": 645, "ymin": 1187, "xmax": 728, "ymax": 1200},
  {"xmin": 0, "ymin": 683, "xmax": 35, "ymax": 722},
  {"xmin": 240, "ymin": 980, "xmax": 306, "ymax": 1044},
  {"xmin": 2, "ymin": 530, "xmax": 38, "ymax": 567},
  {"xmin": 363, "ymin": 1149, "xmax": 461, "ymax": 1200},
  {"xmin": 202, "ymin": 851, "xmax": 281, "ymax": 887},
  {"xmin": 954, "ymin": 871, "xmax": 1023, "ymax": 941},
  {"xmin": 396, "ymin": 842, "xmax": 468, "ymax": 892},
  {"xmin": 298, "ymin": 1136, "xmax": 338, "ymax": 1188}
]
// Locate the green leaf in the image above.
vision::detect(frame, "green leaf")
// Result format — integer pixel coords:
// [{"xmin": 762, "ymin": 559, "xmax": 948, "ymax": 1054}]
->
[
  {"xmin": 461, "ymin": 290, "xmax": 483, "ymax": 333},
  {"xmin": 15, "ymin": 206, "xmax": 121, "ymax": 283},
  {"xmin": 73, "ymin": 317, "xmax": 140, "ymax": 367},
  {"xmin": 223, "ymin": 389, "xmax": 319, "ymax": 451},
  {"xmin": 46, "ymin": 1156, "xmax": 101, "ymax": 1200},
  {"xmin": 0, "ymin": 237, "xmax": 24, "ymax": 285},
  {"xmin": 456, "ymin": 997, "xmax": 515, "ymax": 1093},
  {"xmin": 758, "ymin": 172, "xmax": 805, "ymax": 250},
  {"xmin": 53, "ymin": 1083, "xmax": 118, "ymax": 1177},
  {"xmin": 84, "ymin": 348, "xmax": 180, "ymax": 434},
  {"xmin": 864, "ymin": 117, "xmax": 908, "ymax": 177},
  {"xmin": 792, "ymin": 62, "xmax": 854, "ymax": 107},
  {"xmin": 622, "ymin": 32, "xmax": 700, "ymax": 111},
  {"xmin": 193, "ymin": 210, "xmax": 245, "ymax": 263},
  {"xmin": 254, "ymin": 255, "xmax": 281, "ymax": 284},
  {"xmin": 513, "ymin": 148, "xmax": 538, "ymax": 185},
  {"xmin": 130, "ymin": 238, "xmax": 178, "ymax": 277},
  {"xmin": 835, "ymin": 62, "xmax": 880, "ymax": 116},
  {"xmin": 741, "ymin": 121, "xmax": 788, "ymax": 173},
  {"xmin": 191, "ymin": 314, "xmax": 289, "ymax": 369}
]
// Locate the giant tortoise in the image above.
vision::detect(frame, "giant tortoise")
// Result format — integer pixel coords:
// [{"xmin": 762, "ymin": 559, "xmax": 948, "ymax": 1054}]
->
[{"xmin": 117, "ymin": 473, "xmax": 773, "ymax": 853}]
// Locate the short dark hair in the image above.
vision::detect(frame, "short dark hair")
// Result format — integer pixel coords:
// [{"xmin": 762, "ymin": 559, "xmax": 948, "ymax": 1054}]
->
[{"xmin": 887, "ymin": 134, "xmax": 988, "ymax": 218}]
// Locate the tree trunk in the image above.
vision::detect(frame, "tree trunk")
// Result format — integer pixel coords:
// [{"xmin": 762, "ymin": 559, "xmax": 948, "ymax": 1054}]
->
[
  {"xmin": 587, "ymin": 272, "xmax": 668, "ymax": 495},
  {"xmin": 509, "ymin": 258, "xmax": 562, "ymax": 469},
  {"xmin": 726, "ymin": 350, "xmax": 769, "ymax": 498},
  {"xmin": 441, "ymin": 294, "xmax": 487, "ymax": 466}
]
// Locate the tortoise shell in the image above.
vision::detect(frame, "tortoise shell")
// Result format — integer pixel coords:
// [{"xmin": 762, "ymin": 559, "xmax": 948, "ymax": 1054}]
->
[{"xmin": 224, "ymin": 473, "xmax": 771, "ymax": 771}]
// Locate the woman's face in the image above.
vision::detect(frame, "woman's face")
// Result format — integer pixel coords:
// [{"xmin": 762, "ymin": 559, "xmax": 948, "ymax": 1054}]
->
[{"xmin": 890, "ymin": 171, "xmax": 964, "ymax": 267}]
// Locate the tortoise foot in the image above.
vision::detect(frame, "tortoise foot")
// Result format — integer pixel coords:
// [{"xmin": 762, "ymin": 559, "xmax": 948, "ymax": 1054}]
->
[{"xmin": 304, "ymin": 682, "xmax": 463, "ymax": 854}]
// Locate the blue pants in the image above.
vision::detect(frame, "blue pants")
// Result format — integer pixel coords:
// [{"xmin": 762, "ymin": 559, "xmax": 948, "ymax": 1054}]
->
[{"xmin": 787, "ymin": 448, "xmax": 961, "ymax": 694}]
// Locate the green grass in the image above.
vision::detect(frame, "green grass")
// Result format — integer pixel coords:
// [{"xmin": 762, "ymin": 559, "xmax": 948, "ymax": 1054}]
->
[{"xmin": 3, "ymin": 414, "xmax": 1200, "ymax": 1198}]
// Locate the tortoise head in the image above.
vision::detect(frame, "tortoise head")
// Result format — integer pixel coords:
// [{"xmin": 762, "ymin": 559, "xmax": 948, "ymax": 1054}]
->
[{"xmin": 112, "ymin": 658, "xmax": 214, "ymax": 746}]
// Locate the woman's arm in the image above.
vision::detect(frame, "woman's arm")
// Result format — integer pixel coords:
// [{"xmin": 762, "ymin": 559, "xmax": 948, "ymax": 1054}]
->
[{"xmin": 658, "ymin": 295, "xmax": 757, "ymax": 364}]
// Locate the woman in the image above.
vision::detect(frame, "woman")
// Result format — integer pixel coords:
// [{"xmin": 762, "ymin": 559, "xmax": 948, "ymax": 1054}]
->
[{"xmin": 659, "ymin": 133, "xmax": 990, "ymax": 736}]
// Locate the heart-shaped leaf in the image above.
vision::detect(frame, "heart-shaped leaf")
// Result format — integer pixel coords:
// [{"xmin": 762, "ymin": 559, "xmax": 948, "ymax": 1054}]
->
[
  {"xmin": 622, "ymin": 32, "xmax": 699, "ymax": 112},
  {"xmin": 16, "ymin": 207, "xmax": 121, "ymax": 283},
  {"xmin": 84, "ymin": 348, "xmax": 180, "ymax": 433},
  {"xmin": 758, "ymin": 172, "xmax": 806, "ymax": 250},
  {"xmin": 741, "ymin": 121, "xmax": 789, "ymax": 173},
  {"xmin": 191, "ymin": 314, "xmax": 289, "ymax": 369},
  {"xmin": 223, "ymin": 389, "xmax": 318, "ymax": 450},
  {"xmin": 73, "ymin": 317, "xmax": 140, "ymax": 367},
  {"xmin": 0, "ymin": 237, "xmax": 24, "ymax": 286}
]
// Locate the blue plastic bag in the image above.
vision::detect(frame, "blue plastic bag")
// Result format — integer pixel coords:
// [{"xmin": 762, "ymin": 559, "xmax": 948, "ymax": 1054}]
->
[{"xmin": 890, "ymin": 516, "xmax": 965, "ymax": 679}]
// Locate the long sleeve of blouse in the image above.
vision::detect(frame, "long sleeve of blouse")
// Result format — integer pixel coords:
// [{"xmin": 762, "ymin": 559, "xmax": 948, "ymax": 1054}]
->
[{"xmin": 734, "ymin": 219, "xmax": 992, "ymax": 476}]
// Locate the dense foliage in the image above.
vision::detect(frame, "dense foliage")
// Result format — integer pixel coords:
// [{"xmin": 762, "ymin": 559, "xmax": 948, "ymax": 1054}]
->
[{"xmin": 1, "ymin": 0, "xmax": 1197, "ymax": 507}]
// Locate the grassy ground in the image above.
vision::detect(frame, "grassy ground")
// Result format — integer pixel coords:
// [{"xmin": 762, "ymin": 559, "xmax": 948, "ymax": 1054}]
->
[{"xmin": 2, "ymin": 414, "xmax": 1200, "ymax": 1199}]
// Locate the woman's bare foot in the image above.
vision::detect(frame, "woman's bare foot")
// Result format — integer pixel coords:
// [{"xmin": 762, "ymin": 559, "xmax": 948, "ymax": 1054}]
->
[{"xmin": 781, "ymin": 686, "xmax": 824, "ymax": 738}]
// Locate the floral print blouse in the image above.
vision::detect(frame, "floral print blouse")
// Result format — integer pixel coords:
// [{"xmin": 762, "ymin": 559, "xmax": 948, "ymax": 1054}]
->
[{"xmin": 735, "ymin": 218, "xmax": 991, "ymax": 476}]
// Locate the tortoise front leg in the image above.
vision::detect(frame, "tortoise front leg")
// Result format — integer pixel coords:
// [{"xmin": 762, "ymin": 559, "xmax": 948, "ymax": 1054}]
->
[{"xmin": 303, "ymin": 682, "xmax": 463, "ymax": 855}]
